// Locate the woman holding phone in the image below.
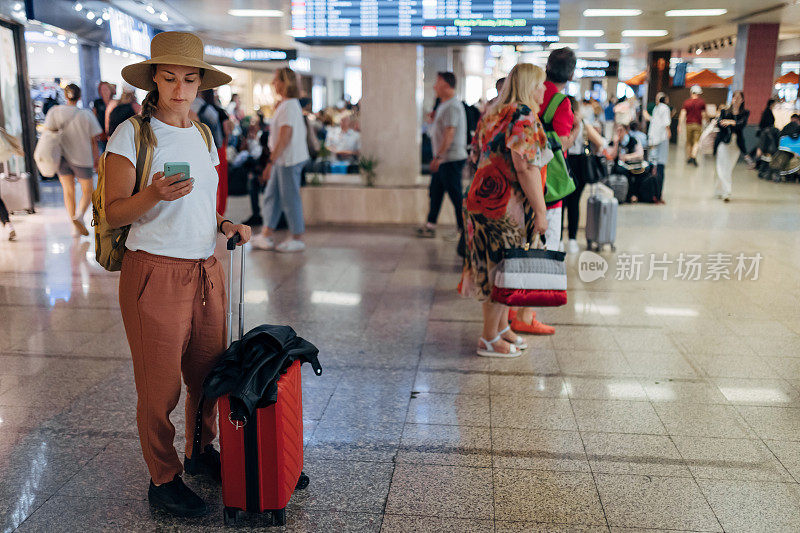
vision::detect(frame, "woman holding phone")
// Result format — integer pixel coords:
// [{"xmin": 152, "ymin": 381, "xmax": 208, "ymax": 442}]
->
[{"xmin": 103, "ymin": 32, "xmax": 251, "ymax": 517}]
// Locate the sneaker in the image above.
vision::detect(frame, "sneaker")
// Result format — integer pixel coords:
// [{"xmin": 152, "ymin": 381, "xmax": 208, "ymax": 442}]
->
[
  {"xmin": 5, "ymin": 225, "xmax": 15, "ymax": 242},
  {"xmin": 251, "ymin": 234, "xmax": 275, "ymax": 250},
  {"xmin": 510, "ymin": 317, "xmax": 555, "ymax": 335},
  {"xmin": 276, "ymin": 239, "xmax": 306, "ymax": 253},
  {"xmin": 723, "ymin": 196, "xmax": 731, "ymax": 203},
  {"xmin": 415, "ymin": 226, "xmax": 436, "ymax": 238},
  {"xmin": 568, "ymin": 239, "xmax": 579, "ymax": 254},
  {"xmin": 148, "ymin": 474, "xmax": 208, "ymax": 517},
  {"xmin": 71, "ymin": 218, "xmax": 89, "ymax": 237},
  {"xmin": 184, "ymin": 444, "xmax": 222, "ymax": 484}
]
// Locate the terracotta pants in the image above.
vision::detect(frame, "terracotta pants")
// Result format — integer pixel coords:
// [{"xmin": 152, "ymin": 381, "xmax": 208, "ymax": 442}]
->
[{"xmin": 119, "ymin": 249, "xmax": 227, "ymax": 484}]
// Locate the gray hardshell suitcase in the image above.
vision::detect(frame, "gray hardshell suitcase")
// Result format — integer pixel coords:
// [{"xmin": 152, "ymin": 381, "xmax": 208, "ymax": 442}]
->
[
  {"xmin": 585, "ymin": 186, "xmax": 617, "ymax": 251},
  {"xmin": 0, "ymin": 162, "xmax": 34, "ymax": 214}
]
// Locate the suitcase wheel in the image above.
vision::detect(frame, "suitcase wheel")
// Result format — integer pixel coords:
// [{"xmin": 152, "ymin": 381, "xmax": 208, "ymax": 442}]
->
[
  {"xmin": 272, "ymin": 508, "xmax": 286, "ymax": 526},
  {"xmin": 223, "ymin": 507, "xmax": 244, "ymax": 527},
  {"xmin": 296, "ymin": 472, "xmax": 310, "ymax": 490}
]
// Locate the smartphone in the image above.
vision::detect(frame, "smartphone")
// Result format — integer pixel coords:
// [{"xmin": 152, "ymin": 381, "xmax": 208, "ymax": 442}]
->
[{"xmin": 164, "ymin": 162, "xmax": 190, "ymax": 183}]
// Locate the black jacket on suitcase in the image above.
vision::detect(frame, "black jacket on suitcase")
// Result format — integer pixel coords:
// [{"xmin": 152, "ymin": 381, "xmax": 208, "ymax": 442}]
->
[{"xmin": 203, "ymin": 325, "xmax": 321, "ymax": 421}]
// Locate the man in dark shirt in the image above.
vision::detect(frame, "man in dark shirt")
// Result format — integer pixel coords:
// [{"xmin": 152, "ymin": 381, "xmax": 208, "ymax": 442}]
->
[
  {"xmin": 92, "ymin": 81, "xmax": 113, "ymax": 151},
  {"xmin": 680, "ymin": 85, "xmax": 707, "ymax": 166}
]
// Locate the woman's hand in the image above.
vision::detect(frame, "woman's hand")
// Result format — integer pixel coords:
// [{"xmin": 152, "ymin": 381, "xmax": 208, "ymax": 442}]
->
[
  {"xmin": 147, "ymin": 172, "xmax": 193, "ymax": 202},
  {"xmin": 533, "ymin": 210, "xmax": 548, "ymax": 235},
  {"xmin": 260, "ymin": 162, "xmax": 273, "ymax": 184},
  {"xmin": 221, "ymin": 221, "xmax": 252, "ymax": 245}
]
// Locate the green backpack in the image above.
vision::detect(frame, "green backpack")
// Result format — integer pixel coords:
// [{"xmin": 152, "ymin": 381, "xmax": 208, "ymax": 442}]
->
[{"xmin": 541, "ymin": 93, "xmax": 576, "ymax": 203}]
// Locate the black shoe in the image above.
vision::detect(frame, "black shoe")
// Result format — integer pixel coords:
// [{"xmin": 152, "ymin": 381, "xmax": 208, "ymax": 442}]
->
[
  {"xmin": 184, "ymin": 444, "xmax": 222, "ymax": 484},
  {"xmin": 148, "ymin": 474, "xmax": 208, "ymax": 517},
  {"xmin": 243, "ymin": 214, "xmax": 263, "ymax": 227},
  {"xmin": 690, "ymin": 158, "xmax": 699, "ymax": 166}
]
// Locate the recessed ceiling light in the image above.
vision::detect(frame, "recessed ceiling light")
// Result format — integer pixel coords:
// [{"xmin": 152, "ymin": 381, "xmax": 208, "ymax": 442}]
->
[
  {"xmin": 44, "ymin": 30, "xmax": 53, "ymax": 37},
  {"xmin": 695, "ymin": 48, "xmax": 703, "ymax": 55},
  {"xmin": 595, "ymin": 43, "xmax": 629, "ymax": 50},
  {"xmin": 69, "ymin": 46, "xmax": 78, "ymax": 53},
  {"xmin": 69, "ymin": 37, "xmax": 77, "ymax": 44},
  {"xmin": 583, "ymin": 9, "xmax": 642, "ymax": 17},
  {"xmin": 548, "ymin": 42, "xmax": 579, "ymax": 49},
  {"xmin": 95, "ymin": 18, "xmax": 103, "ymax": 25},
  {"xmin": 577, "ymin": 51, "xmax": 607, "ymax": 58},
  {"xmin": 159, "ymin": 11, "xmax": 169, "ymax": 22},
  {"xmin": 86, "ymin": 11, "xmax": 95, "ymax": 20},
  {"xmin": 228, "ymin": 9, "xmax": 283, "ymax": 17},
  {"xmin": 145, "ymin": 5, "xmax": 155, "ymax": 14},
  {"xmin": 102, "ymin": 11, "xmax": 110, "ymax": 20},
  {"xmin": 560, "ymin": 30, "xmax": 605, "ymax": 37},
  {"xmin": 621, "ymin": 30, "xmax": 668, "ymax": 37},
  {"xmin": 74, "ymin": 3, "xmax": 82, "ymax": 11},
  {"xmin": 666, "ymin": 9, "xmax": 727, "ymax": 17}
]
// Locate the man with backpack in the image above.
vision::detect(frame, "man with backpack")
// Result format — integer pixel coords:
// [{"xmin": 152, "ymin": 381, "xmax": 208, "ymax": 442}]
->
[{"xmin": 510, "ymin": 47, "xmax": 578, "ymax": 337}]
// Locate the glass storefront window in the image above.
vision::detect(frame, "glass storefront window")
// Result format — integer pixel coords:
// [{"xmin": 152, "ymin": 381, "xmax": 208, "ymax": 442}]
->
[{"xmin": 0, "ymin": 25, "xmax": 24, "ymax": 173}]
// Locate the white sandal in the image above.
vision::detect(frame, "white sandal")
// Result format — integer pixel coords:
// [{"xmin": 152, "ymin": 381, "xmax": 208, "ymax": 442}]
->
[
  {"xmin": 477, "ymin": 335, "xmax": 520, "ymax": 358},
  {"xmin": 499, "ymin": 326, "xmax": 528, "ymax": 350}
]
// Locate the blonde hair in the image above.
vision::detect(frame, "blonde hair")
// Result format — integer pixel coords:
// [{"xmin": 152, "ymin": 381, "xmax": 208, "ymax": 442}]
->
[
  {"xmin": 490, "ymin": 63, "xmax": 546, "ymax": 115},
  {"xmin": 275, "ymin": 67, "xmax": 301, "ymax": 99}
]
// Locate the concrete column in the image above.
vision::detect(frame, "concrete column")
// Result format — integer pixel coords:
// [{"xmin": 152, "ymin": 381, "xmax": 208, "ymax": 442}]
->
[
  {"xmin": 78, "ymin": 44, "xmax": 100, "ymax": 109},
  {"xmin": 733, "ymin": 23, "xmax": 780, "ymax": 124},
  {"xmin": 360, "ymin": 44, "xmax": 421, "ymax": 186},
  {"xmin": 452, "ymin": 47, "xmax": 466, "ymax": 101},
  {"xmin": 423, "ymin": 47, "xmax": 450, "ymax": 114}
]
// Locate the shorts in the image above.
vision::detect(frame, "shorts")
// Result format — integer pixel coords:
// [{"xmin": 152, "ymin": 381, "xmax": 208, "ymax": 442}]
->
[{"xmin": 58, "ymin": 157, "xmax": 93, "ymax": 180}]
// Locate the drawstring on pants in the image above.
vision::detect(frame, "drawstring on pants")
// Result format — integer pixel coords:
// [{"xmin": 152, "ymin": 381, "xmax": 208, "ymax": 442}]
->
[{"xmin": 198, "ymin": 262, "xmax": 213, "ymax": 306}]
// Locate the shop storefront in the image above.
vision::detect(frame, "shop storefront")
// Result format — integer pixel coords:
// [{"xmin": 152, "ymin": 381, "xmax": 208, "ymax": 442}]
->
[{"xmin": 0, "ymin": 15, "xmax": 37, "ymax": 198}]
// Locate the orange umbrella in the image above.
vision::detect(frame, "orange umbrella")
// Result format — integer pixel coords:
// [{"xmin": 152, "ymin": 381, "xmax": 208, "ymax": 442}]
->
[
  {"xmin": 776, "ymin": 72, "xmax": 799, "ymax": 85},
  {"xmin": 624, "ymin": 71, "xmax": 647, "ymax": 86},
  {"xmin": 721, "ymin": 76, "xmax": 733, "ymax": 86},
  {"xmin": 685, "ymin": 69, "xmax": 728, "ymax": 87}
]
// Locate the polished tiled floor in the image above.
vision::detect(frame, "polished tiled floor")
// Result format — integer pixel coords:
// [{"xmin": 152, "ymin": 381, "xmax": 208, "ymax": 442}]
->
[{"xmin": 2, "ymin": 149, "xmax": 800, "ymax": 532}]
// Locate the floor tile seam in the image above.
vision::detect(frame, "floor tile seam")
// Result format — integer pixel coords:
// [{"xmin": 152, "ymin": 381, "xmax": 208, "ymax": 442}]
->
[
  {"xmin": 6, "ymin": 491, "xmax": 56, "ymax": 532},
  {"xmin": 567, "ymin": 390, "xmax": 611, "ymax": 530},
  {"xmin": 640, "ymin": 433, "xmax": 727, "ymax": 533},
  {"xmin": 380, "ymin": 315, "xmax": 428, "ymax": 530},
  {"xmin": 762, "ymin": 440, "xmax": 800, "ymax": 484},
  {"xmin": 0, "ymin": 351, "xmax": 130, "ymax": 362}
]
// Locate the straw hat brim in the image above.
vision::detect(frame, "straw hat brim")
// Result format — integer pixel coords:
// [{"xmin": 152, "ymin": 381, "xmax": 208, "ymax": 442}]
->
[{"xmin": 121, "ymin": 55, "xmax": 232, "ymax": 92}]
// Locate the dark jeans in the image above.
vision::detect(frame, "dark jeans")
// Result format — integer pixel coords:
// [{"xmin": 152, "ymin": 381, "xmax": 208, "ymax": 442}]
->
[
  {"xmin": 0, "ymin": 196, "xmax": 8, "ymax": 225},
  {"xmin": 249, "ymin": 173, "xmax": 265, "ymax": 218},
  {"xmin": 427, "ymin": 159, "xmax": 466, "ymax": 231},
  {"xmin": 564, "ymin": 154, "xmax": 587, "ymax": 240},
  {"xmin": 655, "ymin": 163, "xmax": 665, "ymax": 200}
]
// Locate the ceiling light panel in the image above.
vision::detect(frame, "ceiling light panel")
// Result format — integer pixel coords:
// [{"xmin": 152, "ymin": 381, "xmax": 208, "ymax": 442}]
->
[
  {"xmin": 228, "ymin": 9, "xmax": 284, "ymax": 17},
  {"xmin": 583, "ymin": 9, "xmax": 642, "ymax": 17},
  {"xmin": 560, "ymin": 30, "xmax": 605, "ymax": 37},
  {"xmin": 665, "ymin": 9, "xmax": 727, "ymax": 17},
  {"xmin": 622, "ymin": 30, "xmax": 669, "ymax": 37},
  {"xmin": 594, "ymin": 43, "xmax": 629, "ymax": 50}
]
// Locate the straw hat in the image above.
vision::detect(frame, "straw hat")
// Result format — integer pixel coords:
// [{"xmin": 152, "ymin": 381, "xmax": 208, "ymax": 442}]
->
[{"xmin": 121, "ymin": 31, "xmax": 232, "ymax": 92}]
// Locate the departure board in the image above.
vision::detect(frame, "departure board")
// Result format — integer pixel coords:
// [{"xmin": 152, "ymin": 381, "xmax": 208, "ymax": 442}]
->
[{"xmin": 291, "ymin": 0, "xmax": 560, "ymax": 43}]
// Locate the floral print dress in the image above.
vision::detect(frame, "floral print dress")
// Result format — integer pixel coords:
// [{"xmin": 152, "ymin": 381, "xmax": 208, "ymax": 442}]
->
[{"xmin": 459, "ymin": 103, "xmax": 552, "ymax": 301}]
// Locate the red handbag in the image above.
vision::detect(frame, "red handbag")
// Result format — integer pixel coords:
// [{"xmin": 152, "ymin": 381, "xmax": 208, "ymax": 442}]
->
[{"xmin": 490, "ymin": 235, "xmax": 567, "ymax": 307}]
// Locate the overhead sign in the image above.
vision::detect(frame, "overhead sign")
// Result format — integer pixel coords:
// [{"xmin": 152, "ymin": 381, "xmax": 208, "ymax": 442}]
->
[
  {"xmin": 291, "ymin": 0, "xmax": 560, "ymax": 43},
  {"xmin": 109, "ymin": 8, "xmax": 152, "ymax": 56},
  {"xmin": 204, "ymin": 45, "xmax": 298, "ymax": 62},
  {"xmin": 575, "ymin": 59, "xmax": 618, "ymax": 79}
]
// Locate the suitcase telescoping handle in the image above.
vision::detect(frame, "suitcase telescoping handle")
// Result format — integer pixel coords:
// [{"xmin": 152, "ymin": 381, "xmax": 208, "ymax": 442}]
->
[{"xmin": 226, "ymin": 234, "xmax": 246, "ymax": 346}]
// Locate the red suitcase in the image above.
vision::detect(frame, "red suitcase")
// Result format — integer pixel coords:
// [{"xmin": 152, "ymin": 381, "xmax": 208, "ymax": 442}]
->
[{"xmin": 218, "ymin": 236, "xmax": 309, "ymax": 526}]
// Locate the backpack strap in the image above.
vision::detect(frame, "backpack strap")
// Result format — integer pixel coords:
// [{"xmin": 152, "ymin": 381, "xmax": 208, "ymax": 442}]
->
[
  {"xmin": 192, "ymin": 120, "xmax": 214, "ymax": 153},
  {"xmin": 128, "ymin": 116, "xmax": 154, "ymax": 194},
  {"xmin": 541, "ymin": 93, "xmax": 567, "ymax": 132}
]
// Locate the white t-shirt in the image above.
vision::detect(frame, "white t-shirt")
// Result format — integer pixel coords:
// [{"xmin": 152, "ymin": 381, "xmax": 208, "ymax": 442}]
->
[
  {"xmin": 269, "ymin": 99, "xmax": 309, "ymax": 166},
  {"xmin": 327, "ymin": 127, "xmax": 361, "ymax": 155},
  {"xmin": 106, "ymin": 117, "xmax": 220, "ymax": 260},
  {"xmin": 44, "ymin": 105, "xmax": 103, "ymax": 168}
]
